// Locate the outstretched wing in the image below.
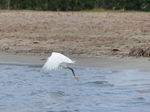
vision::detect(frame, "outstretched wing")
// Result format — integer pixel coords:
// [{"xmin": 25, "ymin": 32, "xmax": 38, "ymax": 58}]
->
[{"xmin": 42, "ymin": 52, "xmax": 75, "ymax": 71}]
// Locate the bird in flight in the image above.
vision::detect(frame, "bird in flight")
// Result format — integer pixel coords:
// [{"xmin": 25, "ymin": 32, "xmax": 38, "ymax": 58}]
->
[{"xmin": 42, "ymin": 52, "xmax": 79, "ymax": 81}]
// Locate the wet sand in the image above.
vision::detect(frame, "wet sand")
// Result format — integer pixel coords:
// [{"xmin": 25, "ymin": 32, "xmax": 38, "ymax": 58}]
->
[{"xmin": 0, "ymin": 52, "xmax": 150, "ymax": 72}]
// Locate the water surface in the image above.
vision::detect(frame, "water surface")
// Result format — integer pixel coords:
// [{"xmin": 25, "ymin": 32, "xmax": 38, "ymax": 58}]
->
[{"xmin": 0, "ymin": 62, "xmax": 150, "ymax": 112}]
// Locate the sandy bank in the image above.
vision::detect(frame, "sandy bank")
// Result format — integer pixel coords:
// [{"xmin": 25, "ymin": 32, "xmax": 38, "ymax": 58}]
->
[
  {"xmin": 0, "ymin": 11, "xmax": 150, "ymax": 72},
  {"xmin": 0, "ymin": 11, "xmax": 150, "ymax": 57}
]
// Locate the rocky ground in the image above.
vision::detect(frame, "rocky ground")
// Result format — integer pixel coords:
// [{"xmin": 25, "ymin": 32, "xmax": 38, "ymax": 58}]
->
[{"xmin": 0, "ymin": 10, "xmax": 150, "ymax": 57}]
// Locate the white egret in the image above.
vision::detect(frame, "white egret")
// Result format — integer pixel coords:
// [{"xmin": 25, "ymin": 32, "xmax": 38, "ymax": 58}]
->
[{"xmin": 42, "ymin": 52, "xmax": 79, "ymax": 81}]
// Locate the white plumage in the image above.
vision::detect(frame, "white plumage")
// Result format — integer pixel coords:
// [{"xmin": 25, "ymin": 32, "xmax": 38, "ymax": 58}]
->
[
  {"xmin": 42, "ymin": 52, "xmax": 75, "ymax": 71},
  {"xmin": 42, "ymin": 52, "xmax": 79, "ymax": 81}
]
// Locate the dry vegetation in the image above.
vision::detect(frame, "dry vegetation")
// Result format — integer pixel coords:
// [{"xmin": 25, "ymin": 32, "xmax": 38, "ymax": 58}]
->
[{"xmin": 0, "ymin": 11, "xmax": 150, "ymax": 57}]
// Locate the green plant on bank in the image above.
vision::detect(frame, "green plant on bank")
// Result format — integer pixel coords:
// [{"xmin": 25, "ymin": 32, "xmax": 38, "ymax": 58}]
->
[{"xmin": 0, "ymin": 0, "xmax": 149, "ymax": 11}]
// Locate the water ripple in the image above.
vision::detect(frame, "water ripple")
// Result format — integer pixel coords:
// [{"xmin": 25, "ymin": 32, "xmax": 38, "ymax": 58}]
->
[{"xmin": 0, "ymin": 62, "xmax": 150, "ymax": 112}]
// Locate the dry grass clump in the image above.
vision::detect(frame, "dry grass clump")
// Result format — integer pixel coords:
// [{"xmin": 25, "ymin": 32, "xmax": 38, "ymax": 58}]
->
[{"xmin": 129, "ymin": 45, "xmax": 150, "ymax": 57}]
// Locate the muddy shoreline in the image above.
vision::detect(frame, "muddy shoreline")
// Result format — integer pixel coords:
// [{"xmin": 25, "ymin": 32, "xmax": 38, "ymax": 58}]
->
[{"xmin": 0, "ymin": 52, "xmax": 150, "ymax": 72}]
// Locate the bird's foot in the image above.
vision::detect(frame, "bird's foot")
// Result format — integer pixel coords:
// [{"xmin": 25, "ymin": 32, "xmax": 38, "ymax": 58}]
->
[{"xmin": 74, "ymin": 76, "xmax": 79, "ymax": 81}]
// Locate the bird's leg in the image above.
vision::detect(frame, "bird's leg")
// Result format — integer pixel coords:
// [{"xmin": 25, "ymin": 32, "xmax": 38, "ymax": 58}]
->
[
  {"xmin": 67, "ymin": 67, "xmax": 75, "ymax": 76},
  {"xmin": 67, "ymin": 67, "xmax": 79, "ymax": 81}
]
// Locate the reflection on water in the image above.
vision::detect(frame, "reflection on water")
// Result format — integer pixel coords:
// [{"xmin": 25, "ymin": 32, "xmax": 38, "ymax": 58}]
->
[{"xmin": 0, "ymin": 62, "xmax": 150, "ymax": 112}]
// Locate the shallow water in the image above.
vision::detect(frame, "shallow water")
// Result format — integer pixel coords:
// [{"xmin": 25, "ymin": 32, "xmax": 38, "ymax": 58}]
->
[{"xmin": 0, "ymin": 62, "xmax": 150, "ymax": 112}]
